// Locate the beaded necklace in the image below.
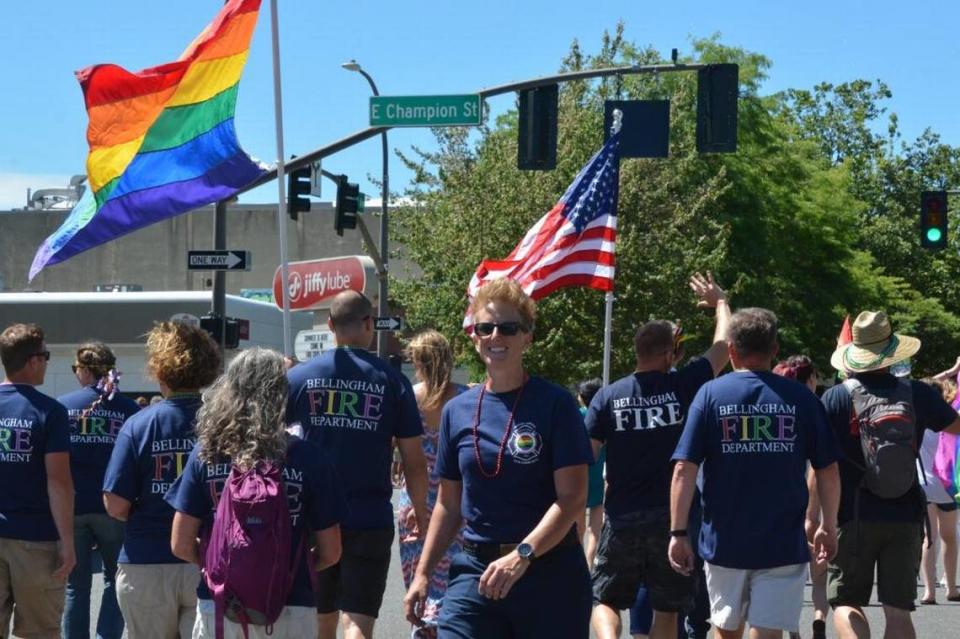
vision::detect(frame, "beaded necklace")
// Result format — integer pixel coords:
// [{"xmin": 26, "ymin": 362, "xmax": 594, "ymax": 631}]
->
[{"xmin": 472, "ymin": 378, "xmax": 527, "ymax": 479}]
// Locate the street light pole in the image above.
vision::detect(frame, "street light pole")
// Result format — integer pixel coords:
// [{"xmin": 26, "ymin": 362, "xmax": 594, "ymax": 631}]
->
[{"xmin": 342, "ymin": 60, "xmax": 389, "ymax": 360}]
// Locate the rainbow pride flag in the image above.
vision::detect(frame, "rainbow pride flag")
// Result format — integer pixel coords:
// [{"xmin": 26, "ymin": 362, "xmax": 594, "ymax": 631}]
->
[
  {"xmin": 934, "ymin": 394, "xmax": 960, "ymax": 504},
  {"xmin": 30, "ymin": 0, "xmax": 266, "ymax": 280}
]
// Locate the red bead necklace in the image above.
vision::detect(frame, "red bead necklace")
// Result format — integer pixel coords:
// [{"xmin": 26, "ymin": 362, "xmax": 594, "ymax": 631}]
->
[{"xmin": 472, "ymin": 378, "xmax": 527, "ymax": 479}]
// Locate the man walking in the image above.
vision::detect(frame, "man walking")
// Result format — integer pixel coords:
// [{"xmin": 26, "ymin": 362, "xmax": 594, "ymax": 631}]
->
[
  {"xmin": 821, "ymin": 311, "xmax": 960, "ymax": 639},
  {"xmin": 670, "ymin": 308, "xmax": 841, "ymax": 639},
  {"xmin": 0, "ymin": 323, "xmax": 75, "ymax": 638},
  {"xmin": 588, "ymin": 272, "xmax": 730, "ymax": 639},
  {"xmin": 287, "ymin": 291, "xmax": 429, "ymax": 639}
]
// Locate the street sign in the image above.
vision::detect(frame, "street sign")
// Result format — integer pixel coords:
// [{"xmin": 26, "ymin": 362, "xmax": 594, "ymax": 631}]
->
[
  {"xmin": 374, "ymin": 316, "xmax": 403, "ymax": 331},
  {"xmin": 272, "ymin": 256, "xmax": 376, "ymax": 312},
  {"xmin": 310, "ymin": 160, "xmax": 322, "ymax": 197},
  {"xmin": 187, "ymin": 250, "xmax": 251, "ymax": 271},
  {"xmin": 294, "ymin": 329, "xmax": 335, "ymax": 361},
  {"xmin": 369, "ymin": 95, "xmax": 482, "ymax": 127}
]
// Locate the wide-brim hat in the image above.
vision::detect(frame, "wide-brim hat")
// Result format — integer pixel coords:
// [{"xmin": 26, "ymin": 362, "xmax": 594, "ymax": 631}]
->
[{"xmin": 830, "ymin": 311, "xmax": 920, "ymax": 374}]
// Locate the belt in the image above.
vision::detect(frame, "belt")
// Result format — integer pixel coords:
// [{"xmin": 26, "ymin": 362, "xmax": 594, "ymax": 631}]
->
[{"xmin": 462, "ymin": 530, "xmax": 578, "ymax": 564}]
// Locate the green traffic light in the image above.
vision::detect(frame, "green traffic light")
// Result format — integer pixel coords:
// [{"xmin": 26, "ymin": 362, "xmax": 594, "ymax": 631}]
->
[{"xmin": 927, "ymin": 228, "xmax": 943, "ymax": 243}]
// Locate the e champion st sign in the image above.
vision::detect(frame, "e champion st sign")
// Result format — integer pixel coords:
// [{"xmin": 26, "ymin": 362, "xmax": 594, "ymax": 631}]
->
[{"xmin": 369, "ymin": 95, "xmax": 482, "ymax": 127}]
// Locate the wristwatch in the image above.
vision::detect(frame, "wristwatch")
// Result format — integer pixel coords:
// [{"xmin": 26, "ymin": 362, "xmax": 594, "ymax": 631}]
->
[
  {"xmin": 669, "ymin": 529, "xmax": 688, "ymax": 538},
  {"xmin": 517, "ymin": 542, "xmax": 536, "ymax": 561}
]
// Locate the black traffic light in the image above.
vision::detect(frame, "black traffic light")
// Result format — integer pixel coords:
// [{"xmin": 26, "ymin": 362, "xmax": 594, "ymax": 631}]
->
[
  {"xmin": 920, "ymin": 191, "xmax": 948, "ymax": 249},
  {"xmin": 287, "ymin": 166, "xmax": 311, "ymax": 221},
  {"xmin": 335, "ymin": 176, "xmax": 361, "ymax": 236},
  {"xmin": 517, "ymin": 84, "xmax": 558, "ymax": 170},
  {"xmin": 200, "ymin": 314, "xmax": 240, "ymax": 349},
  {"xmin": 696, "ymin": 63, "xmax": 739, "ymax": 154}
]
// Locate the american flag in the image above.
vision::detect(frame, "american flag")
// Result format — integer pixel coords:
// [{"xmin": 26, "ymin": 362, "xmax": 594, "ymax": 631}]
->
[{"xmin": 466, "ymin": 132, "xmax": 620, "ymax": 314}]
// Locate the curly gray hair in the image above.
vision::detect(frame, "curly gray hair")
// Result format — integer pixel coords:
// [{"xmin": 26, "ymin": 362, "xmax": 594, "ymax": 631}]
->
[{"xmin": 195, "ymin": 347, "xmax": 288, "ymax": 469}]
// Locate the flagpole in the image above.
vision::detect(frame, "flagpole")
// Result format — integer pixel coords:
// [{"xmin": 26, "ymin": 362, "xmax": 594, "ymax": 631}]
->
[
  {"xmin": 602, "ymin": 109, "xmax": 623, "ymax": 386},
  {"xmin": 269, "ymin": 0, "xmax": 293, "ymax": 356}
]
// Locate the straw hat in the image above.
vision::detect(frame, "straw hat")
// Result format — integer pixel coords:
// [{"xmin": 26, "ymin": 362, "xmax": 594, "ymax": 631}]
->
[{"xmin": 830, "ymin": 311, "xmax": 920, "ymax": 373}]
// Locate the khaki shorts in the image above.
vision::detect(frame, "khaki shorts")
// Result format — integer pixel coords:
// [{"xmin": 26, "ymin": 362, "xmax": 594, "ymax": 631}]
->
[
  {"xmin": 704, "ymin": 562, "xmax": 807, "ymax": 633},
  {"xmin": 192, "ymin": 603, "xmax": 317, "ymax": 638},
  {"xmin": 827, "ymin": 520, "xmax": 923, "ymax": 611},
  {"xmin": 116, "ymin": 562, "xmax": 200, "ymax": 639},
  {"xmin": 0, "ymin": 538, "xmax": 65, "ymax": 639}
]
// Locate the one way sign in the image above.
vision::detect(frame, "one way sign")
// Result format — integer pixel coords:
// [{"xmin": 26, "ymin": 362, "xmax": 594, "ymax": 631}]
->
[
  {"xmin": 187, "ymin": 250, "xmax": 251, "ymax": 271},
  {"xmin": 374, "ymin": 316, "xmax": 403, "ymax": 331}
]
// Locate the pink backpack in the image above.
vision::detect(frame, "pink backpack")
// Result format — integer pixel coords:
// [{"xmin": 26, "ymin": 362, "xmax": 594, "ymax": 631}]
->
[{"xmin": 201, "ymin": 462, "xmax": 302, "ymax": 639}]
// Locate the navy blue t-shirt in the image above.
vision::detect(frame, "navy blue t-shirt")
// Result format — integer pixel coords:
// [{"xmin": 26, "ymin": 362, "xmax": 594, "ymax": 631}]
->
[
  {"xmin": 286, "ymin": 347, "xmax": 422, "ymax": 530},
  {"xmin": 587, "ymin": 358, "xmax": 713, "ymax": 520},
  {"xmin": 821, "ymin": 373, "xmax": 958, "ymax": 525},
  {"xmin": 0, "ymin": 384, "xmax": 70, "ymax": 541},
  {"xmin": 103, "ymin": 395, "xmax": 200, "ymax": 563},
  {"xmin": 165, "ymin": 437, "xmax": 347, "ymax": 607},
  {"xmin": 672, "ymin": 371, "xmax": 840, "ymax": 570},
  {"xmin": 435, "ymin": 376, "xmax": 593, "ymax": 544},
  {"xmin": 58, "ymin": 386, "xmax": 140, "ymax": 515}
]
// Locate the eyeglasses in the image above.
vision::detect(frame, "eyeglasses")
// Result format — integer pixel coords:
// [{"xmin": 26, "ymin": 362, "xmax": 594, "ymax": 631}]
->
[
  {"xmin": 32, "ymin": 350, "xmax": 51, "ymax": 362},
  {"xmin": 71, "ymin": 364, "xmax": 84, "ymax": 374},
  {"xmin": 474, "ymin": 321, "xmax": 528, "ymax": 337}
]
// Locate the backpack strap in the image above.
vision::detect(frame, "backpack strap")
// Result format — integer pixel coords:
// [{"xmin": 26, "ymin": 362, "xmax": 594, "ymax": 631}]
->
[{"xmin": 212, "ymin": 581, "xmax": 227, "ymax": 639}]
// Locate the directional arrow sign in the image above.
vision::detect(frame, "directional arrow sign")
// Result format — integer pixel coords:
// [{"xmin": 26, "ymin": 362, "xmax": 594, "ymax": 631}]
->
[
  {"xmin": 374, "ymin": 316, "xmax": 403, "ymax": 331},
  {"xmin": 187, "ymin": 250, "xmax": 251, "ymax": 271}
]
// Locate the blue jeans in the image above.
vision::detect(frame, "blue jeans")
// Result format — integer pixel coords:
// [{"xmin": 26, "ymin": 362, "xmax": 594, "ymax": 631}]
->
[{"xmin": 63, "ymin": 513, "xmax": 125, "ymax": 639}]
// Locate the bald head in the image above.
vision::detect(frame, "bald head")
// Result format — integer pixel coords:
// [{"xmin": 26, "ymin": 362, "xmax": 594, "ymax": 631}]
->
[{"xmin": 329, "ymin": 290, "xmax": 373, "ymax": 336}]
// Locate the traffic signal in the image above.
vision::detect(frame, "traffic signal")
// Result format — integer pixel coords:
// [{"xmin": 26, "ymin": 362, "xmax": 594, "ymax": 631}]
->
[
  {"xmin": 920, "ymin": 191, "xmax": 948, "ymax": 249},
  {"xmin": 200, "ymin": 314, "xmax": 240, "ymax": 349},
  {"xmin": 335, "ymin": 176, "xmax": 361, "ymax": 236},
  {"xmin": 517, "ymin": 84, "xmax": 558, "ymax": 170},
  {"xmin": 696, "ymin": 64, "xmax": 739, "ymax": 154},
  {"xmin": 287, "ymin": 166, "xmax": 311, "ymax": 221}
]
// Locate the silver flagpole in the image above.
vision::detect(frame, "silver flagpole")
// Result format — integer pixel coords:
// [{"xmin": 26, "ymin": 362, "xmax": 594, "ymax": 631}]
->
[
  {"xmin": 269, "ymin": 0, "xmax": 293, "ymax": 356},
  {"xmin": 602, "ymin": 109, "xmax": 623, "ymax": 386}
]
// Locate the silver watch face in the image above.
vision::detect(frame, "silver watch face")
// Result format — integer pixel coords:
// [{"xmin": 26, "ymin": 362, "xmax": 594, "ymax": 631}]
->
[{"xmin": 517, "ymin": 542, "xmax": 534, "ymax": 559}]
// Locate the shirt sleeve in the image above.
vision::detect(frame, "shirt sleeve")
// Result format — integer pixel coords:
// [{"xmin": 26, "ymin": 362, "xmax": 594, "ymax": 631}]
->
[
  {"xmin": 551, "ymin": 390, "xmax": 594, "ymax": 470},
  {"xmin": 913, "ymin": 381, "xmax": 959, "ymax": 433},
  {"xmin": 44, "ymin": 402, "xmax": 70, "ymax": 454},
  {"xmin": 435, "ymin": 404, "xmax": 461, "ymax": 481},
  {"xmin": 164, "ymin": 448, "xmax": 211, "ymax": 519},
  {"xmin": 585, "ymin": 388, "xmax": 608, "ymax": 443},
  {"xmin": 820, "ymin": 385, "xmax": 852, "ymax": 441},
  {"xmin": 679, "ymin": 358, "xmax": 715, "ymax": 406},
  {"xmin": 102, "ymin": 425, "xmax": 140, "ymax": 501},
  {"xmin": 806, "ymin": 397, "xmax": 841, "ymax": 470},
  {"xmin": 306, "ymin": 454, "xmax": 348, "ymax": 531},
  {"xmin": 672, "ymin": 385, "xmax": 709, "ymax": 465},
  {"xmin": 393, "ymin": 373, "xmax": 425, "ymax": 439}
]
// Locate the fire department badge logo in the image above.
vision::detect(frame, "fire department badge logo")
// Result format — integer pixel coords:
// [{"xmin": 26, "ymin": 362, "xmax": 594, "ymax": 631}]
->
[{"xmin": 508, "ymin": 422, "xmax": 542, "ymax": 464}]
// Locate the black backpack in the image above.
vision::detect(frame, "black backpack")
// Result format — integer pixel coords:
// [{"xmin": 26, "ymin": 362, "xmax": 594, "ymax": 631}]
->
[{"xmin": 843, "ymin": 378, "xmax": 919, "ymax": 499}]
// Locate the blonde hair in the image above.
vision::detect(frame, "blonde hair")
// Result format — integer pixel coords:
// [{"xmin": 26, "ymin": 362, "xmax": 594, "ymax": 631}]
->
[
  {"xmin": 196, "ymin": 348, "xmax": 288, "ymax": 470},
  {"xmin": 406, "ymin": 330, "xmax": 454, "ymax": 411},
  {"xmin": 469, "ymin": 279, "xmax": 536, "ymax": 330},
  {"xmin": 145, "ymin": 322, "xmax": 221, "ymax": 391}
]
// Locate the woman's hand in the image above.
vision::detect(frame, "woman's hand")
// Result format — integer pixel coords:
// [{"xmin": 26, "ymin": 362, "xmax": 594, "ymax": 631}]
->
[
  {"xmin": 403, "ymin": 573, "xmax": 430, "ymax": 626},
  {"xmin": 477, "ymin": 550, "xmax": 530, "ymax": 600}
]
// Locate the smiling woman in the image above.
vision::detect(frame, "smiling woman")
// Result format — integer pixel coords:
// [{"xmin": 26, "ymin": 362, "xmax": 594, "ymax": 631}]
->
[{"xmin": 403, "ymin": 279, "xmax": 595, "ymax": 638}]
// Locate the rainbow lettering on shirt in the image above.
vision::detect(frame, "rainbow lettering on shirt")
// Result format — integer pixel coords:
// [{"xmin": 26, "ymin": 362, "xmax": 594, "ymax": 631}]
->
[
  {"xmin": 303, "ymin": 377, "xmax": 386, "ymax": 431},
  {"xmin": 0, "ymin": 419, "xmax": 33, "ymax": 462},
  {"xmin": 717, "ymin": 402, "xmax": 797, "ymax": 454},
  {"xmin": 69, "ymin": 408, "xmax": 126, "ymax": 444},
  {"xmin": 150, "ymin": 437, "xmax": 195, "ymax": 494}
]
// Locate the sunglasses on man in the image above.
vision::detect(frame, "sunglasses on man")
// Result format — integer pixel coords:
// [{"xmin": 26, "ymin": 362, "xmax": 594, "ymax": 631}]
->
[
  {"xmin": 32, "ymin": 350, "xmax": 51, "ymax": 361},
  {"xmin": 474, "ymin": 321, "xmax": 529, "ymax": 337}
]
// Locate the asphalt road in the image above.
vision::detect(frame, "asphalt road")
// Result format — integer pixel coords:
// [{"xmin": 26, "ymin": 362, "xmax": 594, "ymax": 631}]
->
[{"xmin": 66, "ymin": 497, "xmax": 960, "ymax": 637}]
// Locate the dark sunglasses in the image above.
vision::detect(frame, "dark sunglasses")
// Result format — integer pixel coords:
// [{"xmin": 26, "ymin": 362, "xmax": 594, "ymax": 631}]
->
[
  {"xmin": 71, "ymin": 364, "xmax": 83, "ymax": 373},
  {"xmin": 32, "ymin": 350, "xmax": 51, "ymax": 362},
  {"xmin": 474, "ymin": 321, "xmax": 528, "ymax": 337}
]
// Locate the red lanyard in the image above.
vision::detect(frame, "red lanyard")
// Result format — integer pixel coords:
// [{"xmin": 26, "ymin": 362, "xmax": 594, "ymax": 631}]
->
[{"xmin": 472, "ymin": 380, "xmax": 526, "ymax": 479}]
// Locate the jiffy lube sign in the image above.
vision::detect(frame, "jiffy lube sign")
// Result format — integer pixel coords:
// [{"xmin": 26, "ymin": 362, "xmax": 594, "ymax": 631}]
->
[{"xmin": 272, "ymin": 256, "xmax": 376, "ymax": 311}]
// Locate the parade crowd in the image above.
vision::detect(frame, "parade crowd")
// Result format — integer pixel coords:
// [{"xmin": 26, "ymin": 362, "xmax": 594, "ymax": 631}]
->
[{"xmin": 2, "ymin": 275, "xmax": 960, "ymax": 639}]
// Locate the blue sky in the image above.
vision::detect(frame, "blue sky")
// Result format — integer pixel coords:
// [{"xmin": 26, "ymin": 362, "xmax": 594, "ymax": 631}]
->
[{"xmin": 1, "ymin": 0, "xmax": 955, "ymax": 210}]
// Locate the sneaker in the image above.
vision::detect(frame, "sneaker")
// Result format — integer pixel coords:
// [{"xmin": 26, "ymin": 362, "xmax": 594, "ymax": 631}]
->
[{"xmin": 812, "ymin": 619, "xmax": 827, "ymax": 639}]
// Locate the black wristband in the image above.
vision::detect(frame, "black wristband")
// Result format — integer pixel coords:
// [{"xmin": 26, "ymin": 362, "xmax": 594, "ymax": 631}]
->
[{"xmin": 669, "ymin": 529, "xmax": 688, "ymax": 538}]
